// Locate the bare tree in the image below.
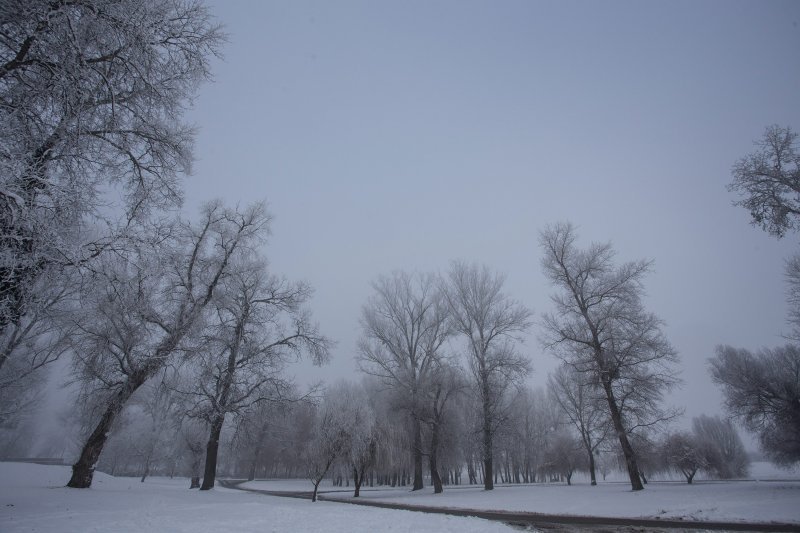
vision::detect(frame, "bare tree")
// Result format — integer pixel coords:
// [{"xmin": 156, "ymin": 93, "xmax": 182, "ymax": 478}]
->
[
  {"xmin": 661, "ymin": 431, "xmax": 705, "ymax": 484},
  {"xmin": 181, "ymin": 258, "xmax": 329, "ymax": 490},
  {"xmin": 421, "ymin": 361, "xmax": 465, "ymax": 493},
  {"xmin": 358, "ymin": 271, "xmax": 451, "ymax": 491},
  {"xmin": 444, "ymin": 261, "xmax": 532, "ymax": 490},
  {"xmin": 543, "ymin": 429, "xmax": 586, "ymax": 485},
  {"xmin": 179, "ymin": 418, "xmax": 208, "ymax": 489},
  {"xmin": 710, "ymin": 344, "xmax": 800, "ymax": 466},
  {"xmin": 691, "ymin": 414, "xmax": 749, "ymax": 479},
  {"xmin": 305, "ymin": 398, "xmax": 349, "ymax": 502},
  {"xmin": 539, "ymin": 223, "xmax": 680, "ymax": 491},
  {"xmin": 548, "ymin": 364, "xmax": 611, "ymax": 486},
  {"xmin": 324, "ymin": 381, "xmax": 380, "ymax": 498},
  {"xmin": 0, "ymin": 0, "xmax": 223, "ymax": 380},
  {"xmin": 728, "ymin": 125, "xmax": 800, "ymax": 238},
  {"xmin": 783, "ymin": 256, "xmax": 800, "ymax": 343},
  {"xmin": 67, "ymin": 201, "xmax": 268, "ymax": 488}
]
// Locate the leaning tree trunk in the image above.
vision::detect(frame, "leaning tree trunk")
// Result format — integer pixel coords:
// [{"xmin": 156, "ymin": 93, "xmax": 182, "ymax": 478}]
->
[
  {"xmin": 200, "ymin": 414, "xmax": 225, "ymax": 490},
  {"xmin": 68, "ymin": 372, "xmax": 147, "ymax": 488},
  {"xmin": 600, "ymin": 376, "xmax": 644, "ymax": 491},
  {"xmin": 587, "ymin": 448, "xmax": 597, "ymax": 486}
]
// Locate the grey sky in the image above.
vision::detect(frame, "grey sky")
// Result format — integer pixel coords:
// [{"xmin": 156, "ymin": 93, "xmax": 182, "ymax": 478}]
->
[{"xmin": 182, "ymin": 0, "xmax": 800, "ymax": 427}]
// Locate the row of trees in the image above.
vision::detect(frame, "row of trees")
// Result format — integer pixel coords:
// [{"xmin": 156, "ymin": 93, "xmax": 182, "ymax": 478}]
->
[
  {"xmin": 2, "ymin": 0, "xmax": 796, "ymax": 500},
  {"xmin": 63, "ymin": 364, "xmax": 748, "ymax": 499}
]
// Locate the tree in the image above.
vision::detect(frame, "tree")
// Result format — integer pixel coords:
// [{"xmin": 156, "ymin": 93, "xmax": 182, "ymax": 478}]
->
[
  {"xmin": 67, "ymin": 201, "xmax": 268, "ymax": 488},
  {"xmin": 324, "ymin": 382, "xmax": 380, "ymax": 498},
  {"xmin": 543, "ymin": 430, "xmax": 586, "ymax": 485},
  {"xmin": 0, "ymin": 0, "xmax": 223, "ymax": 382},
  {"xmin": 662, "ymin": 431, "xmax": 705, "ymax": 484},
  {"xmin": 711, "ymin": 344, "xmax": 800, "ymax": 466},
  {"xmin": 444, "ymin": 261, "xmax": 532, "ymax": 491},
  {"xmin": 305, "ymin": 397, "xmax": 349, "ymax": 502},
  {"xmin": 181, "ymin": 258, "xmax": 329, "ymax": 490},
  {"xmin": 548, "ymin": 364, "xmax": 611, "ymax": 486},
  {"xmin": 178, "ymin": 418, "xmax": 208, "ymax": 489},
  {"xmin": 784, "ymin": 256, "xmax": 800, "ymax": 342},
  {"xmin": 728, "ymin": 125, "xmax": 800, "ymax": 238},
  {"xmin": 691, "ymin": 414, "xmax": 749, "ymax": 479},
  {"xmin": 539, "ymin": 223, "xmax": 680, "ymax": 491},
  {"xmin": 358, "ymin": 271, "xmax": 451, "ymax": 491},
  {"xmin": 421, "ymin": 362, "xmax": 464, "ymax": 493}
]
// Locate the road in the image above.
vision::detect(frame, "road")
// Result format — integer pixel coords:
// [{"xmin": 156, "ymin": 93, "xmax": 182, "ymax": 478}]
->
[{"xmin": 219, "ymin": 480, "xmax": 800, "ymax": 533}]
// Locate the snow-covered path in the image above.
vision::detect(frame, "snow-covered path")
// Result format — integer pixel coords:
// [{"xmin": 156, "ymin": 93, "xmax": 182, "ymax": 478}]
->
[{"xmin": 242, "ymin": 474, "xmax": 800, "ymax": 527}]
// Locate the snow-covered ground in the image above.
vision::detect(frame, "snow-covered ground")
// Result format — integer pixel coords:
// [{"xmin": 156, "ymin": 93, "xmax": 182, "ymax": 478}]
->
[
  {"xmin": 245, "ymin": 462, "xmax": 800, "ymax": 526},
  {"xmin": 4, "ymin": 462, "xmax": 799, "ymax": 531},
  {"xmin": 0, "ymin": 463, "xmax": 514, "ymax": 533}
]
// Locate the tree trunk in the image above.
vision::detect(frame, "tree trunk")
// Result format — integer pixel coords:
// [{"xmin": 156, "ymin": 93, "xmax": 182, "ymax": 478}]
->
[
  {"xmin": 429, "ymin": 420, "xmax": 443, "ymax": 494},
  {"xmin": 311, "ymin": 480, "xmax": 321, "ymax": 502},
  {"xmin": 482, "ymin": 378, "xmax": 494, "ymax": 490},
  {"xmin": 67, "ymin": 375, "xmax": 144, "ymax": 488},
  {"xmin": 412, "ymin": 415, "xmax": 424, "ymax": 490},
  {"xmin": 588, "ymin": 449, "xmax": 597, "ymax": 486},
  {"xmin": 190, "ymin": 476, "xmax": 200, "ymax": 489},
  {"xmin": 600, "ymin": 376, "xmax": 644, "ymax": 491},
  {"xmin": 200, "ymin": 414, "xmax": 225, "ymax": 490},
  {"xmin": 353, "ymin": 467, "xmax": 363, "ymax": 497},
  {"xmin": 140, "ymin": 461, "xmax": 150, "ymax": 483}
]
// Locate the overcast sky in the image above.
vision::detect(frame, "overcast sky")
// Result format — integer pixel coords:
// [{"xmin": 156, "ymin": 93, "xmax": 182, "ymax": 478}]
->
[{"xmin": 180, "ymin": 0, "xmax": 800, "ymax": 428}]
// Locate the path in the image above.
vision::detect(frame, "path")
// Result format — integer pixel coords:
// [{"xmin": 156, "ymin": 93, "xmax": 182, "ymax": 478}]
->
[{"xmin": 219, "ymin": 480, "xmax": 800, "ymax": 533}]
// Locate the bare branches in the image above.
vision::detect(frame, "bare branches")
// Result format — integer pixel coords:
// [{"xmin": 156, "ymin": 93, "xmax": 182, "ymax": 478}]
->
[
  {"xmin": 539, "ymin": 222, "xmax": 679, "ymax": 491},
  {"xmin": 728, "ymin": 125, "xmax": 800, "ymax": 238},
  {"xmin": 357, "ymin": 270, "xmax": 451, "ymax": 491},
  {"xmin": 710, "ymin": 344, "xmax": 800, "ymax": 465},
  {"xmin": 443, "ymin": 261, "xmax": 532, "ymax": 491},
  {"xmin": 0, "ymin": 0, "xmax": 224, "ymax": 405}
]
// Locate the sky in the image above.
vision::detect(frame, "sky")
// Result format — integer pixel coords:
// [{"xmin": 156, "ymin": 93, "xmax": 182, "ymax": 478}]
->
[{"xmin": 177, "ymin": 0, "xmax": 800, "ymax": 432}]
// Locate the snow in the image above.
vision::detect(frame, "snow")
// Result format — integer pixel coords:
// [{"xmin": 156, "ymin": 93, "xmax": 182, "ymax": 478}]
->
[
  {"xmin": 4, "ymin": 462, "xmax": 799, "ymax": 532},
  {"xmin": 246, "ymin": 462, "xmax": 800, "ymax": 526},
  {"xmin": 0, "ymin": 463, "xmax": 514, "ymax": 533}
]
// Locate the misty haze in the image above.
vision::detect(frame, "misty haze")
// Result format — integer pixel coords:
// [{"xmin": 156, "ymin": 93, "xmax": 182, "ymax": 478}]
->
[{"xmin": 1, "ymin": 1, "xmax": 799, "ymax": 532}]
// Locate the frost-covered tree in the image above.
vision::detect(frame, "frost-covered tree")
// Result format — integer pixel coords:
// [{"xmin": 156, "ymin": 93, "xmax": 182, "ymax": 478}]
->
[
  {"xmin": 421, "ymin": 362, "xmax": 464, "ymax": 493},
  {"xmin": 324, "ymin": 382, "xmax": 380, "ymax": 497},
  {"xmin": 539, "ymin": 223, "xmax": 680, "ymax": 491},
  {"xmin": 661, "ymin": 431, "xmax": 705, "ymax": 484},
  {"xmin": 548, "ymin": 364, "xmax": 611, "ymax": 486},
  {"xmin": 305, "ymin": 394, "xmax": 350, "ymax": 502},
  {"xmin": 180, "ymin": 258, "xmax": 329, "ymax": 490},
  {"xmin": 728, "ymin": 125, "xmax": 800, "ymax": 238},
  {"xmin": 0, "ymin": 266, "xmax": 77, "ymax": 404},
  {"xmin": 692, "ymin": 414, "xmax": 749, "ymax": 479},
  {"xmin": 710, "ymin": 345, "xmax": 800, "ymax": 466},
  {"xmin": 444, "ymin": 261, "xmax": 532, "ymax": 490},
  {"xmin": 543, "ymin": 430, "xmax": 586, "ymax": 485},
  {"xmin": 67, "ymin": 201, "xmax": 268, "ymax": 488},
  {"xmin": 358, "ymin": 271, "xmax": 451, "ymax": 491},
  {"xmin": 0, "ymin": 0, "xmax": 223, "ymax": 383}
]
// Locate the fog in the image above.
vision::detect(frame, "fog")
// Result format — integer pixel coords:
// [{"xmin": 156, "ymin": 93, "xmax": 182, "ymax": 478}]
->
[{"xmin": 181, "ymin": 0, "xmax": 799, "ymax": 425}]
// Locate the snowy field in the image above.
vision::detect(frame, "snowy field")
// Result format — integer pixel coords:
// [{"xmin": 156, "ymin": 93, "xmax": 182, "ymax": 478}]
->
[
  {"xmin": 0, "ymin": 463, "xmax": 514, "ymax": 533},
  {"xmin": 244, "ymin": 462, "xmax": 800, "ymax": 526},
  {"xmin": 4, "ymin": 462, "xmax": 799, "ymax": 532}
]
